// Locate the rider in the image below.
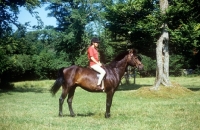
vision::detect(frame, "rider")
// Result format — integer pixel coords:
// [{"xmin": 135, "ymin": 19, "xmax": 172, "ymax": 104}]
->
[{"xmin": 87, "ymin": 37, "xmax": 106, "ymax": 90}]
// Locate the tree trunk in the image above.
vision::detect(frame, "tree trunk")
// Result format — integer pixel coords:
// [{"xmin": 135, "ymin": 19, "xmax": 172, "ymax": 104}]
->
[{"xmin": 151, "ymin": 0, "xmax": 171, "ymax": 90}]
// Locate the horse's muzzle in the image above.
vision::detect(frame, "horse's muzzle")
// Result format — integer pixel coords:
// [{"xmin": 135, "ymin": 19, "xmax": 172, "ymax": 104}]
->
[{"xmin": 137, "ymin": 64, "xmax": 144, "ymax": 71}]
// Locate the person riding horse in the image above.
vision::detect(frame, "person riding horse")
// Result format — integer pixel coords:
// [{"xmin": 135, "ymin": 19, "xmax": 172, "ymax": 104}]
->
[{"xmin": 87, "ymin": 37, "xmax": 106, "ymax": 90}]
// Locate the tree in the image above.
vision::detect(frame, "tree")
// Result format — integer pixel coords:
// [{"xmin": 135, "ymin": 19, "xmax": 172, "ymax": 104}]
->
[
  {"xmin": 105, "ymin": 0, "xmax": 172, "ymax": 89},
  {"xmin": 104, "ymin": 0, "xmax": 200, "ymax": 77},
  {"xmin": 0, "ymin": 0, "xmax": 45, "ymax": 34},
  {"xmin": 151, "ymin": 0, "xmax": 171, "ymax": 90},
  {"xmin": 47, "ymin": 0, "xmax": 113, "ymax": 64},
  {"xmin": 167, "ymin": 0, "xmax": 200, "ymax": 71},
  {"xmin": 0, "ymin": 0, "xmax": 44, "ymax": 76},
  {"xmin": 104, "ymin": 0, "xmax": 160, "ymax": 57}
]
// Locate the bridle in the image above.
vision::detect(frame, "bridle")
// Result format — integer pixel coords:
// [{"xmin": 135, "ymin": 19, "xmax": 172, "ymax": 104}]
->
[{"xmin": 131, "ymin": 54, "xmax": 142, "ymax": 69}]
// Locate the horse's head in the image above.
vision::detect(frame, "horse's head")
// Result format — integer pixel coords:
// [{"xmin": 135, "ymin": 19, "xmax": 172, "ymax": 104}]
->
[{"xmin": 127, "ymin": 49, "xmax": 144, "ymax": 70}]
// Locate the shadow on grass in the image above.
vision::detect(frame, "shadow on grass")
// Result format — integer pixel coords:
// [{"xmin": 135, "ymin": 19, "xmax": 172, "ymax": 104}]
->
[
  {"xmin": 118, "ymin": 83, "xmax": 200, "ymax": 92},
  {"xmin": 0, "ymin": 85, "xmax": 46, "ymax": 94},
  {"xmin": 117, "ymin": 83, "xmax": 151, "ymax": 91},
  {"xmin": 188, "ymin": 88, "xmax": 200, "ymax": 91},
  {"xmin": 77, "ymin": 113, "xmax": 95, "ymax": 117},
  {"xmin": 61, "ymin": 112, "xmax": 95, "ymax": 117}
]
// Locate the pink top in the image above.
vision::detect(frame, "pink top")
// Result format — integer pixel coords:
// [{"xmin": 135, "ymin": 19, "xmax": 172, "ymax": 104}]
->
[{"xmin": 87, "ymin": 46, "xmax": 99, "ymax": 66}]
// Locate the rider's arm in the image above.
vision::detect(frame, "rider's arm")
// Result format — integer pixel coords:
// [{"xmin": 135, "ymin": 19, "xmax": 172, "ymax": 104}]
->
[{"xmin": 90, "ymin": 57, "xmax": 102, "ymax": 66}]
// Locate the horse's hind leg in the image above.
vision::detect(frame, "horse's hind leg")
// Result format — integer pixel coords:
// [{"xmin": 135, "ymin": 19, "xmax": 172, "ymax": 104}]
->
[
  {"xmin": 67, "ymin": 87, "xmax": 76, "ymax": 117},
  {"xmin": 59, "ymin": 87, "xmax": 68, "ymax": 117}
]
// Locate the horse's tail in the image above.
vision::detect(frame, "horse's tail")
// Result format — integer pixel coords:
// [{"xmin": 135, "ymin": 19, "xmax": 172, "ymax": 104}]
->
[{"xmin": 50, "ymin": 67, "xmax": 65, "ymax": 96}]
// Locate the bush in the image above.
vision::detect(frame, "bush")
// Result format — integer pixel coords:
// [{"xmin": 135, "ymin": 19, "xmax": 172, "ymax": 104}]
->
[
  {"xmin": 74, "ymin": 53, "xmax": 88, "ymax": 67},
  {"xmin": 194, "ymin": 65, "xmax": 200, "ymax": 75},
  {"xmin": 0, "ymin": 50, "xmax": 72, "ymax": 83},
  {"xmin": 169, "ymin": 55, "xmax": 185, "ymax": 76},
  {"xmin": 139, "ymin": 55, "xmax": 156, "ymax": 77},
  {"xmin": 33, "ymin": 50, "xmax": 71, "ymax": 79}
]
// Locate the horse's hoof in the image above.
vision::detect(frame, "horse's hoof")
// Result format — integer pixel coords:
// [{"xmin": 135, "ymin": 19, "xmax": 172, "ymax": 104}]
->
[
  {"xmin": 70, "ymin": 113, "xmax": 76, "ymax": 117},
  {"xmin": 71, "ymin": 114, "xmax": 76, "ymax": 117},
  {"xmin": 105, "ymin": 113, "xmax": 111, "ymax": 118},
  {"xmin": 58, "ymin": 113, "xmax": 63, "ymax": 117}
]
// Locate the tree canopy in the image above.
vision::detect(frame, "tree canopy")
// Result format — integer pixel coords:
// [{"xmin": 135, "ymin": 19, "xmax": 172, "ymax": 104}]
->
[{"xmin": 0, "ymin": 0, "xmax": 200, "ymax": 88}]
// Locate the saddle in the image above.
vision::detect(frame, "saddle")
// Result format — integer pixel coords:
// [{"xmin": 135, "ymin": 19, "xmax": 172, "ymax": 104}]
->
[
  {"xmin": 87, "ymin": 66, "xmax": 105, "ymax": 90},
  {"xmin": 87, "ymin": 66, "xmax": 106, "ymax": 79}
]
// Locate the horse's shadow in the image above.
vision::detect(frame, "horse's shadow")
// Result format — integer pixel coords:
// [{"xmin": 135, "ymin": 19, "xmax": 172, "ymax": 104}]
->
[
  {"xmin": 61, "ymin": 112, "xmax": 95, "ymax": 117},
  {"xmin": 77, "ymin": 113, "xmax": 95, "ymax": 117},
  {"xmin": 118, "ymin": 83, "xmax": 150, "ymax": 91}
]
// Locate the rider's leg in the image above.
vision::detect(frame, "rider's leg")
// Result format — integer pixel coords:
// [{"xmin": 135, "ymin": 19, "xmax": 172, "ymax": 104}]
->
[{"xmin": 91, "ymin": 64, "xmax": 106, "ymax": 86}]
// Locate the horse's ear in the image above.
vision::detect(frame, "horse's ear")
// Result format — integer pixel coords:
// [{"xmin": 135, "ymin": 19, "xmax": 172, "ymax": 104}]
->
[
  {"xmin": 128, "ymin": 49, "xmax": 133, "ymax": 54},
  {"xmin": 132, "ymin": 48, "xmax": 137, "ymax": 55}
]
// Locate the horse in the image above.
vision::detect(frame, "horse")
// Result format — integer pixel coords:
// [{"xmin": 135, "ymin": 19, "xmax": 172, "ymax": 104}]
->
[{"xmin": 50, "ymin": 49, "xmax": 144, "ymax": 118}]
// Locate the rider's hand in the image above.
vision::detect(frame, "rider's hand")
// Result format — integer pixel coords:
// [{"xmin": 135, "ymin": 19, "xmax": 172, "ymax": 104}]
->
[{"xmin": 98, "ymin": 62, "xmax": 102, "ymax": 66}]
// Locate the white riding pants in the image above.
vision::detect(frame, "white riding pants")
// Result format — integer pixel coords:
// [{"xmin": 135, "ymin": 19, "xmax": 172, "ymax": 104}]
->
[{"xmin": 91, "ymin": 64, "xmax": 106, "ymax": 85}]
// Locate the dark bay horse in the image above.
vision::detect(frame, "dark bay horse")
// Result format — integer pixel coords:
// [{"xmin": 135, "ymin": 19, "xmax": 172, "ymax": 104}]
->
[{"xmin": 50, "ymin": 49, "xmax": 143, "ymax": 118}]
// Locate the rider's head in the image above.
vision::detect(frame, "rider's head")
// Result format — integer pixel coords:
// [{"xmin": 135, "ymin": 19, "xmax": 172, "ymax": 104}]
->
[{"xmin": 91, "ymin": 37, "xmax": 100, "ymax": 45}]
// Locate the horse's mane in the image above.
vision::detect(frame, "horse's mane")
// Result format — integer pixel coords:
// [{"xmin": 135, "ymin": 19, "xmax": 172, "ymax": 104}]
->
[
  {"xmin": 113, "ymin": 51, "xmax": 129, "ymax": 61},
  {"xmin": 113, "ymin": 49, "xmax": 137, "ymax": 61},
  {"xmin": 108, "ymin": 49, "xmax": 137, "ymax": 67}
]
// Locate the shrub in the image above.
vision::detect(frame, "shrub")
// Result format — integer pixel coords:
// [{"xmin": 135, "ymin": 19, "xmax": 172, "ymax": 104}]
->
[
  {"xmin": 169, "ymin": 55, "xmax": 185, "ymax": 76},
  {"xmin": 139, "ymin": 55, "xmax": 156, "ymax": 77}
]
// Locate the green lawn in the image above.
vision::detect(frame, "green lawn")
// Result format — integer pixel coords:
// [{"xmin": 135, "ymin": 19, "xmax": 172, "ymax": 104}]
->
[{"xmin": 0, "ymin": 77, "xmax": 200, "ymax": 130}]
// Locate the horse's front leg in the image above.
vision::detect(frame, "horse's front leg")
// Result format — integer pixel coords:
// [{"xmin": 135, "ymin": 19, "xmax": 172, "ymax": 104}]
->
[
  {"xmin": 105, "ymin": 91, "xmax": 114, "ymax": 118},
  {"xmin": 67, "ymin": 87, "xmax": 76, "ymax": 117},
  {"xmin": 59, "ymin": 87, "xmax": 68, "ymax": 117},
  {"xmin": 59, "ymin": 97, "xmax": 64, "ymax": 116}
]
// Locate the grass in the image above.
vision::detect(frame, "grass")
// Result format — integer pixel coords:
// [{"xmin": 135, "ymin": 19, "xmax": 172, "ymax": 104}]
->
[{"xmin": 0, "ymin": 77, "xmax": 200, "ymax": 130}]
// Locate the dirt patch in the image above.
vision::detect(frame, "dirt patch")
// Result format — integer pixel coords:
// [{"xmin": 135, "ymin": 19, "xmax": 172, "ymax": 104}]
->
[{"xmin": 135, "ymin": 82, "xmax": 193, "ymax": 98}]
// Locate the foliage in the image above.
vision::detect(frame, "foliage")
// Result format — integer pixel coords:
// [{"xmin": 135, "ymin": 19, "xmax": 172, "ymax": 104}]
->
[
  {"xmin": 139, "ymin": 55, "xmax": 156, "ymax": 77},
  {"xmin": 0, "ymin": 27, "xmax": 71, "ymax": 86},
  {"xmin": 46, "ymin": 0, "xmax": 111, "ymax": 64},
  {"xmin": 0, "ymin": 34, "xmax": 28, "ymax": 75},
  {"xmin": 169, "ymin": 55, "xmax": 185, "ymax": 76},
  {"xmin": 105, "ymin": 0, "xmax": 200, "ymax": 75},
  {"xmin": 32, "ymin": 50, "xmax": 71, "ymax": 79},
  {"xmin": 1, "ymin": 0, "xmax": 200, "ymax": 86},
  {"xmin": 0, "ymin": 0, "xmax": 45, "ymax": 35},
  {"xmin": 105, "ymin": 0, "xmax": 160, "ymax": 57},
  {"xmin": 74, "ymin": 53, "xmax": 88, "ymax": 67},
  {"xmin": 193, "ymin": 65, "xmax": 200, "ymax": 76},
  {"xmin": 167, "ymin": 0, "xmax": 200, "ymax": 69}
]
